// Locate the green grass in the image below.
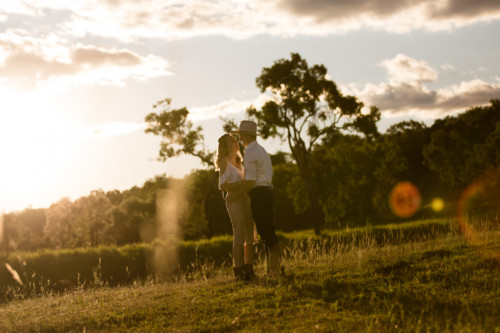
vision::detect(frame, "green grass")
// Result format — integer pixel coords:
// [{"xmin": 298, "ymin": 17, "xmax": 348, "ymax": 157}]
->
[
  {"xmin": 1, "ymin": 218, "xmax": 453, "ymax": 294},
  {"xmin": 0, "ymin": 218, "xmax": 499, "ymax": 332}
]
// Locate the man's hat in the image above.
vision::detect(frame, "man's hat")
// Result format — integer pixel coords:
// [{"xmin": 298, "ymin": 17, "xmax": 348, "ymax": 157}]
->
[{"xmin": 230, "ymin": 120, "xmax": 258, "ymax": 136}]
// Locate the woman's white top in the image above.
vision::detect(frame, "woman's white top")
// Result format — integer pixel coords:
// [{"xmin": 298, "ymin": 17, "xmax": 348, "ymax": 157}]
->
[{"xmin": 219, "ymin": 161, "xmax": 245, "ymax": 189}]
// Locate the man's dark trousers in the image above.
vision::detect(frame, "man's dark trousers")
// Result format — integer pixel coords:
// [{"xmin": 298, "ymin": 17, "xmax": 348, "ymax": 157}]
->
[{"xmin": 248, "ymin": 186, "xmax": 278, "ymax": 254}]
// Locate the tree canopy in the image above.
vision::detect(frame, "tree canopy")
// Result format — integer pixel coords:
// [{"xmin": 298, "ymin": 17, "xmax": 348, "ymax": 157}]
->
[{"xmin": 247, "ymin": 52, "xmax": 380, "ymax": 233}]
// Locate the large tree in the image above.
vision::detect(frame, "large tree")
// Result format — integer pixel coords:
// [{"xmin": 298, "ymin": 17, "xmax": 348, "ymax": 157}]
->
[{"xmin": 247, "ymin": 53, "xmax": 380, "ymax": 234}]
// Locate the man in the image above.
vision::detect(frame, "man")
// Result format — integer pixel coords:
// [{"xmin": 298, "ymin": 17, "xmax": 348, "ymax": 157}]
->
[{"xmin": 228, "ymin": 120, "xmax": 282, "ymax": 275}]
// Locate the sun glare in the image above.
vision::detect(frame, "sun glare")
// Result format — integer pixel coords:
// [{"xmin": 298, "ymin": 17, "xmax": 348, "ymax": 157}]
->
[{"xmin": 0, "ymin": 89, "xmax": 78, "ymax": 211}]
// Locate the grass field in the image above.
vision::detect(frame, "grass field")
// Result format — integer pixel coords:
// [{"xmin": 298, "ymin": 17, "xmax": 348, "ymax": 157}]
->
[{"xmin": 0, "ymin": 218, "xmax": 499, "ymax": 332}]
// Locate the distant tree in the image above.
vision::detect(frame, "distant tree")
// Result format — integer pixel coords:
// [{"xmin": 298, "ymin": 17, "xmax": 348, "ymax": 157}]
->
[
  {"xmin": 312, "ymin": 134, "xmax": 378, "ymax": 227},
  {"xmin": 424, "ymin": 99, "xmax": 500, "ymax": 188},
  {"xmin": 109, "ymin": 196, "xmax": 156, "ymax": 245},
  {"xmin": 270, "ymin": 153, "xmax": 308, "ymax": 231},
  {"xmin": 247, "ymin": 52, "xmax": 380, "ymax": 234},
  {"xmin": 1, "ymin": 213, "xmax": 16, "ymax": 255},
  {"xmin": 44, "ymin": 198, "xmax": 78, "ymax": 249},
  {"xmin": 9, "ymin": 208, "xmax": 48, "ymax": 251},
  {"xmin": 105, "ymin": 190, "xmax": 123, "ymax": 206},
  {"xmin": 73, "ymin": 190, "xmax": 113, "ymax": 247},
  {"xmin": 372, "ymin": 121, "xmax": 438, "ymax": 219}
]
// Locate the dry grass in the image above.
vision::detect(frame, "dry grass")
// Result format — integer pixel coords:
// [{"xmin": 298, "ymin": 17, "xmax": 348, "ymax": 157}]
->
[{"xmin": 1, "ymin": 219, "xmax": 499, "ymax": 332}]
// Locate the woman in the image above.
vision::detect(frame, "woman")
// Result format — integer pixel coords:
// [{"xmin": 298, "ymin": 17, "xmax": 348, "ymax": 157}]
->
[{"xmin": 216, "ymin": 133, "xmax": 255, "ymax": 281}]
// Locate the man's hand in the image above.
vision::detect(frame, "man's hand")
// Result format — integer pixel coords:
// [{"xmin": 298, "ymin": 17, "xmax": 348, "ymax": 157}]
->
[{"xmin": 225, "ymin": 180, "xmax": 255, "ymax": 203}]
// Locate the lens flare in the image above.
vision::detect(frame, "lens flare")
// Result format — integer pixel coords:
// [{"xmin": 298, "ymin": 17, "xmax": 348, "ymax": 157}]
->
[
  {"xmin": 153, "ymin": 181, "xmax": 186, "ymax": 275},
  {"xmin": 431, "ymin": 198, "xmax": 445, "ymax": 212},
  {"xmin": 457, "ymin": 167, "xmax": 500, "ymax": 242},
  {"xmin": 455, "ymin": 167, "xmax": 500, "ymax": 266},
  {"xmin": 5, "ymin": 263, "xmax": 23, "ymax": 286},
  {"xmin": 389, "ymin": 181, "xmax": 421, "ymax": 219},
  {"xmin": 0, "ymin": 214, "xmax": 3, "ymax": 246}
]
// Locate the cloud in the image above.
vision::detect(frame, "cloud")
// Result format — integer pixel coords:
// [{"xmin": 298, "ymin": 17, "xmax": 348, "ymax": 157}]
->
[
  {"xmin": 187, "ymin": 94, "xmax": 271, "ymax": 122},
  {"xmin": 428, "ymin": 0, "xmax": 500, "ymax": 20},
  {"xmin": 357, "ymin": 54, "xmax": 500, "ymax": 116},
  {"xmin": 278, "ymin": 0, "xmax": 428, "ymax": 21},
  {"xmin": 71, "ymin": 46, "xmax": 142, "ymax": 67},
  {"xmin": 380, "ymin": 54, "xmax": 437, "ymax": 84},
  {"xmin": 189, "ymin": 99, "xmax": 253, "ymax": 122},
  {"xmin": 0, "ymin": 31, "xmax": 170, "ymax": 90},
  {"xmin": 276, "ymin": 0, "xmax": 500, "ymax": 33},
  {"xmin": 82, "ymin": 121, "xmax": 146, "ymax": 139},
  {"xmin": 3, "ymin": 0, "xmax": 499, "ymax": 41}
]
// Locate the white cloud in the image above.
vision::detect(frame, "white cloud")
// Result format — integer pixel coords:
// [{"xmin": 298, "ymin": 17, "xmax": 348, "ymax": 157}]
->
[
  {"xmin": 275, "ymin": 0, "xmax": 500, "ymax": 33},
  {"xmin": 189, "ymin": 99, "xmax": 252, "ymax": 122},
  {"xmin": 0, "ymin": 31, "xmax": 170, "ymax": 91},
  {"xmin": 82, "ymin": 121, "xmax": 146, "ymax": 139},
  {"xmin": 440, "ymin": 63, "xmax": 454, "ymax": 72},
  {"xmin": 358, "ymin": 54, "xmax": 500, "ymax": 117},
  {"xmin": 188, "ymin": 94, "xmax": 271, "ymax": 122},
  {"xmin": 2, "ymin": 0, "xmax": 500, "ymax": 41},
  {"xmin": 380, "ymin": 54, "xmax": 437, "ymax": 84}
]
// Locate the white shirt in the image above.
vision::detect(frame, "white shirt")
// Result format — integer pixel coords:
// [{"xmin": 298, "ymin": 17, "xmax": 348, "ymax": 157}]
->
[
  {"xmin": 243, "ymin": 141, "xmax": 273, "ymax": 188},
  {"xmin": 219, "ymin": 161, "xmax": 245, "ymax": 189}
]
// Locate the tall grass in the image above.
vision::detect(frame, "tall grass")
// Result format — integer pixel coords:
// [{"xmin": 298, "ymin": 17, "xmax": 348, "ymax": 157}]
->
[
  {"xmin": 0, "ymin": 218, "xmax": 495, "ymax": 302},
  {"xmin": 0, "ymin": 217, "xmax": 499, "ymax": 332}
]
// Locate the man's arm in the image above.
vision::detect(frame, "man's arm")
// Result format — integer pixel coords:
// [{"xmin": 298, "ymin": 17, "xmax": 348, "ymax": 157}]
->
[{"xmin": 226, "ymin": 180, "xmax": 255, "ymax": 202}]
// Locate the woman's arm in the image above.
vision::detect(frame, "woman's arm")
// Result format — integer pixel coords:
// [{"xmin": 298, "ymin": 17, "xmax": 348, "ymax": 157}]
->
[{"xmin": 220, "ymin": 180, "xmax": 243, "ymax": 192}]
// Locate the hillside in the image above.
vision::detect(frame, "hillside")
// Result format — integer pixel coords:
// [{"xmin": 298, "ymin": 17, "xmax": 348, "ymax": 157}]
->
[{"xmin": 0, "ymin": 219, "xmax": 499, "ymax": 332}]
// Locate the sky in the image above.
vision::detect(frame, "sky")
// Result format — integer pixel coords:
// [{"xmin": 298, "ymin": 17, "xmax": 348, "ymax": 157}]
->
[{"xmin": 0, "ymin": 0, "xmax": 500, "ymax": 213}]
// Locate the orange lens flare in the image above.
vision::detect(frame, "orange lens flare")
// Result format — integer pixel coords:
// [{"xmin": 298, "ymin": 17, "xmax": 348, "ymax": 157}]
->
[
  {"xmin": 389, "ymin": 181, "xmax": 421, "ymax": 219},
  {"xmin": 457, "ymin": 167, "xmax": 500, "ymax": 239},
  {"xmin": 456, "ymin": 167, "xmax": 500, "ymax": 264}
]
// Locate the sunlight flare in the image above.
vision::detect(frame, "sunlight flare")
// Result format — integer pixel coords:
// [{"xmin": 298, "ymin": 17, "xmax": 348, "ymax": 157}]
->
[
  {"xmin": 389, "ymin": 181, "xmax": 421, "ymax": 219},
  {"xmin": 431, "ymin": 197, "xmax": 445, "ymax": 212}
]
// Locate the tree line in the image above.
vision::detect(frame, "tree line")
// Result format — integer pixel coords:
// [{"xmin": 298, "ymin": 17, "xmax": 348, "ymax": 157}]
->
[{"xmin": 2, "ymin": 53, "xmax": 499, "ymax": 253}]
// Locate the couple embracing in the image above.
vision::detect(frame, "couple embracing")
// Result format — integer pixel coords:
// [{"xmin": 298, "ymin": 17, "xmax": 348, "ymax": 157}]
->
[{"xmin": 216, "ymin": 120, "xmax": 282, "ymax": 281}]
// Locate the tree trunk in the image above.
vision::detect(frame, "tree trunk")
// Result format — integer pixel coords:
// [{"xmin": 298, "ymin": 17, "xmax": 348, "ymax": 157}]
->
[{"xmin": 303, "ymin": 173, "xmax": 324, "ymax": 236}]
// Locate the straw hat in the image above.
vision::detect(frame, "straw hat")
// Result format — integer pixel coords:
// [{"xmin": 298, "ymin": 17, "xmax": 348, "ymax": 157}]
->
[{"xmin": 230, "ymin": 120, "xmax": 258, "ymax": 136}]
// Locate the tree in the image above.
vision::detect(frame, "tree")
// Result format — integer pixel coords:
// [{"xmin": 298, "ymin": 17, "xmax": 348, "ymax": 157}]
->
[
  {"xmin": 312, "ymin": 134, "xmax": 378, "ymax": 227},
  {"xmin": 44, "ymin": 198, "xmax": 78, "ymax": 249},
  {"xmin": 247, "ymin": 53, "xmax": 379, "ymax": 234},
  {"xmin": 372, "ymin": 121, "xmax": 439, "ymax": 219},
  {"xmin": 145, "ymin": 98, "xmax": 214, "ymax": 166},
  {"xmin": 73, "ymin": 190, "xmax": 113, "ymax": 247},
  {"xmin": 7, "ymin": 208, "xmax": 48, "ymax": 251},
  {"xmin": 108, "ymin": 196, "xmax": 156, "ymax": 245},
  {"xmin": 270, "ymin": 153, "xmax": 308, "ymax": 231},
  {"xmin": 424, "ymin": 99, "xmax": 500, "ymax": 188}
]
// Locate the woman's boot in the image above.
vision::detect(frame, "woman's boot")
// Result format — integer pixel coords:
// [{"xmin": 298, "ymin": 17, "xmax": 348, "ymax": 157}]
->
[
  {"xmin": 242, "ymin": 263, "xmax": 256, "ymax": 281},
  {"xmin": 233, "ymin": 266, "xmax": 245, "ymax": 281}
]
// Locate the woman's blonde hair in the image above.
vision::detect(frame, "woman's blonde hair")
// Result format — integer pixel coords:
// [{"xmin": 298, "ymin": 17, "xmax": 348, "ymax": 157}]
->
[{"xmin": 215, "ymin": 134, "xmax": 242, "ymax": 170}]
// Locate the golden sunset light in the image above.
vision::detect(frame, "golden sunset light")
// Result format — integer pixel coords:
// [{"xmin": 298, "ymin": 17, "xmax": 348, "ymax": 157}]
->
[{"xmin": 0, "ymin": 1, "xmax": 499, "ymax": 331}]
